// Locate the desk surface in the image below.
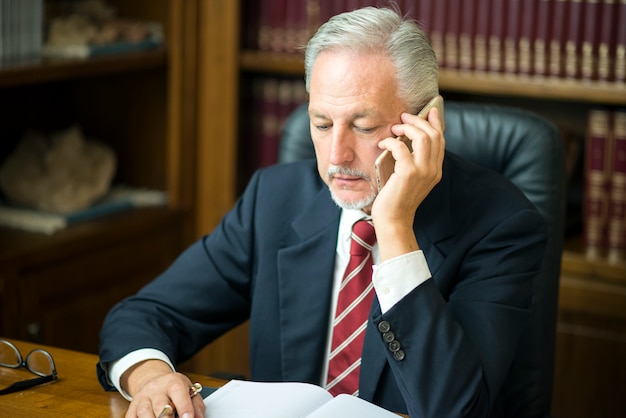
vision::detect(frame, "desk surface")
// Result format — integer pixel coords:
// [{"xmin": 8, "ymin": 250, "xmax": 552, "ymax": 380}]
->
[{"xmin": 0, "ymin": 339, "xmax": 222, "ymax": 417}]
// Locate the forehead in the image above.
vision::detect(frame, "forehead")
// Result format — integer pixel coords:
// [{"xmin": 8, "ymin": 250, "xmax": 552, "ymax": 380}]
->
[{"xmin": 308, "ymin": 50, "xmax": 402, "ymax": 118}]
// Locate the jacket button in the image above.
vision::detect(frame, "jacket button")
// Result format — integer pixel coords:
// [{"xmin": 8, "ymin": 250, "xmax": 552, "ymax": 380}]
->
[
  {"xmin": 382, "ymin": 331, "xmax": 395, "ymax": 343},
  {"xmin": 388, "ymin": 340, "xmax": 401, "ymax": 352},
  {"xmin": 378, "ymin": 321, "xmax": 391, "ymax": 333},
  {"xmin": 394, "ymin": 350, "xmax": 405, "ymax": 361}
]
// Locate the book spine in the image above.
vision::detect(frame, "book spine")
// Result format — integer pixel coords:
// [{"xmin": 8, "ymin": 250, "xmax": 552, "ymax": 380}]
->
[
  {"xmin": 550, "ymin": 0, "xmax": 568, "ymax": 77},
  {"xmin": 270, "ymin": 0, "xmax": 287, "ymax": 53},
  {"xmin": 504, "ymin": 0, "xmax": 521, "ymax": 75},
  {"xmin": 458, "ymin": 0, "xmax": 476, "ymax": 71},
  {"xmin": 581, "ymin": 0, "xmax": 601, "ymax": 80},
  {"xmin": 597, "ymin": 0, "xmax": 616, "ymax": 81},
  {"xmin": 565, "ymin": 0, "xmax": 584, "ymax": 79},
  {"xmin": 488, "ymin": 0, "xmax": 506, "ymax": 73},
  {"xmin": 534, "ymin": 0, "xmax": 552, "ymax": 77},
  {"xmin": 473, "ymin": 0, "xmax": 491, "ymax": 72},
  {"xmin": 306, "ymin": 0, "xmax": 322, "ymax": 40},
  {"xmin": 260, "ymin": 77, "xmax": 280, "ymax": 167},
  {"xmin": 257, "ymin": 0, "xmax": 273, "ymax": 51},
  {"xmin": 416, "ymin": 0, "xmax": 433, "ymax": 35},
  {"xmin": 584, "ymin": 108, "xmax": 613, "ymax": 260},
  {"xmin": 608, "ymin": 109, "xmax": 626, "ymax": 263},
  {"xmin": 518, "ymin": 0, "xmax": 537, "ymax": 75},
  {"xmin": 430, "ymin": 0, "xmax": 447, "ymax": 67},
  {"xmin": 615, "ymin": 0, "xmax": 626, "ymax": 83},
  {"xmin": 445, "ymin": 0, "xmax": 461, "ymax": 69}
]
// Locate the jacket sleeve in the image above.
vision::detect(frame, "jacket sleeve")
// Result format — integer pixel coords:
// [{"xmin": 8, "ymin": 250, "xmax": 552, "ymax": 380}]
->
[{"xmin": 370, "ymin": 207, "xmax": 547, "ymax": 417}]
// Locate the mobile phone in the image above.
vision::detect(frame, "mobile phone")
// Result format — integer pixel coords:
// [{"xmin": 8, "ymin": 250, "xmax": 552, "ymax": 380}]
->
[{"xmin": 374, "ymin": 95, "xmax": 446, "ymax": 191}]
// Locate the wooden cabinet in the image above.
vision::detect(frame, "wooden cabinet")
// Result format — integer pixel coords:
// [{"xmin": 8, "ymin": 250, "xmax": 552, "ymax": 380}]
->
[{"xmin": 0, "ymin": 1, "xmax": 209, "ymax": 354}]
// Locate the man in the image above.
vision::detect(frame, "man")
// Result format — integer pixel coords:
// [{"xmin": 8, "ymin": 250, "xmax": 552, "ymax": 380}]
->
[{"xmin": 98, "ymin": 6, "xmax": 547, "ymax": 418}]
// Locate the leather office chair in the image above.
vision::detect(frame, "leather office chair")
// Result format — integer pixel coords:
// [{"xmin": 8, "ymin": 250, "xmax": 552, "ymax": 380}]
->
[{"xmin": 278, "ymin": 100, "xmax": 566, "ymax": 417}]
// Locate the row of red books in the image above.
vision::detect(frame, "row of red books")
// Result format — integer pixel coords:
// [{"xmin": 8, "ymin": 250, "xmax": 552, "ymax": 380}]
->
[
  {"xmin": 585, "ymin": 107, "xmax": 626, "ymax": 264},
  {"xmin": 241, "ymin": 0, "xmax": 626, "ymax": 83},
  {"xmin": 238, "ymin": 75, "xmax": 308, "ymax": 187}
]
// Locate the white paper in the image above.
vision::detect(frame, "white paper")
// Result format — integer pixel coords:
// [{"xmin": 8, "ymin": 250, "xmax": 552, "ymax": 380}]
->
[{"xmin": 203, "ymin": 380, "xmax": 400, "ymax": 417}]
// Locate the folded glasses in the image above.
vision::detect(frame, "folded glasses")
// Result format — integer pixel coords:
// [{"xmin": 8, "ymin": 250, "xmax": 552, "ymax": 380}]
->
[{"xmin": 0, "ymin": 339, "xmax": 58, "ymax": 395}]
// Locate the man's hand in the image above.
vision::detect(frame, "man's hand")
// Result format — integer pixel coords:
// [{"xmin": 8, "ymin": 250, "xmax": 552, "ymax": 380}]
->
[
  {"xmin": 122, "ymin": 359, "xmax": 205, "ymax": 418},
  {"xmin": 372, "ymin": 107, "xmax": 445, "ymax": 262}
]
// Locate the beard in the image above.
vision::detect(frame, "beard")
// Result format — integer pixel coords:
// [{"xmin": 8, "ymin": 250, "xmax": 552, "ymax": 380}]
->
[{"xmin": 327, "ymin": 165, "xmax": 377, "ymax": 210}]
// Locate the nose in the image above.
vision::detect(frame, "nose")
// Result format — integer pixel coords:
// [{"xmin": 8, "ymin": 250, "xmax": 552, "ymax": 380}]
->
[{"xmin": 328, "ymin": 126, "xmax": 355, "ymax": 165}]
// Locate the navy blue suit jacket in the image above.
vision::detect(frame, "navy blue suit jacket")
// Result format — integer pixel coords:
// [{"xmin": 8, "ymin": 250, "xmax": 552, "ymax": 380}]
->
[{"xmin": 98, "ymin": 153, "xmax": 546, "ymax": 417}]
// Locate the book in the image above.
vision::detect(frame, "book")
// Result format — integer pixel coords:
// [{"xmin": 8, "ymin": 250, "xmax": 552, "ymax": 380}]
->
[
  {"xmin": 518, "ymin": 0, "xmax": 537, "ymax": 75},
  {"xmin": 488, "ymin": 0, "xmax": 505, "ymax": 73},
  {"xmin": 615, "ymin": 0, "xmax": 626, "ymax": 82},
  {"xmin": 549, "ymin": 0, "xmax": 568, "ymax": 77},
  {"xmin": 202, "ymin": 379, "xmax": 400, "ymax": 418},
  {"xmin": 581, "ymin": 0, "xmax": 601, "ymax": 80},
  {"xmin": 565, "ymin": 0, "xmax": 584, "ymax": 79},
  {"xmin": 473, "ymin": 0, "xmax": 491, "ymax": 72},
  {"xmin": 608, "ymin": 109, "xmax": 626, "ymax": 263},
  {"xmin": 504, "ymin": 0, "xmax": 521, "ymax": 75},
  {"xmin": 597, "ymin": 0, "xmax": 617, "ymax": 81},
  {"xmin": 584, "ymin": 108, "xmax": 613, "ymax": 259},
  {"xmin": 533, "ymin": 0, "xmax": 552, "ymax": 77}
]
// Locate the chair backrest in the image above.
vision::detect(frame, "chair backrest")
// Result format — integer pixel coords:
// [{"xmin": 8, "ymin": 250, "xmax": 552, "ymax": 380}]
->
[{"xmin": 278, "ymin": 100, "xmax": 566, "ymax": 417}]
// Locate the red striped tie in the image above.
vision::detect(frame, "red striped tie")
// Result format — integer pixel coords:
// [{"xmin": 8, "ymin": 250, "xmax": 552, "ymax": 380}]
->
[{"xmin": 326, "ymin": 219, "xmax": 376, "ymax": 396}]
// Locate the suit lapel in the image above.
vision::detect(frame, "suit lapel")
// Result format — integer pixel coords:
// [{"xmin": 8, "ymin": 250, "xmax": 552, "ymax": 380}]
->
[{"xmin": 277, "ymin": 187, "xmax": 341, "ymax": 383}]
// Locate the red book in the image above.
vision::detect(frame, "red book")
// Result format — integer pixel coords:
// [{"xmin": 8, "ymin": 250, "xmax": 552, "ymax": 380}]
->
[
  {"xmin": 615, "ymin": 0, "xmax": 626, "ymax": 83},
  {"xmin": 564, "ymin": 0, "xmax": 584, "ymax": 79},
  {"xmin": 445, "ymin": 0, "xmax": 461, "ymax": 69},
  {"xmin": 416, "ymin": 0, "xmax": 433, "ymax": 35},
  {"xmin": 306, "ymin": 0, "xmax": 322, "ymax": 37},
  {"xmin": 504, "ymin": 0, "xmax": 521, "ymax": 75},
  {"xmin": 258, "ymin": 0, "xmax": 273, "ymax": 51},
  {"xmin": 597, "ymin": 0, "xmax": 617, "ymax": 81},
  {"xmin": 534, "ymin": 0, "xmax": 552, "ymax": 77},
  {"xmin": 260, "ymin": 78, "xmax": 281, "ymax": 167},
  {"xmin": 285, "ymin": 0, "xmax": 305, "ymax": 54},
  {"xmin": 488, "ymin": 0, "xmax": 506, "ymax": 73},
  {"xmin": 584, "ymin": 108, "xmax": 613, "ymax": 260},
  {"xmin": 581, "ymin": 0, "xmax": 602, "ymax": 80},
  {"xmin": 608, "ymin": 109, "xmax": 626, "ymax": 263},
  {"xmin": 473, "ymin": 0, "xmax": 491, "ymax": 72},
  {"xmin": 518, "ymin": 0, "xmax": 537, "ymax": 75},
  {"xmin": 458, "ymin": 0, "xmax": 476, "ymax": 71},
  {"xmin": 430, "ymin": 0, "xmax": 447, "ymax": 67},
  {"xmin": 549, "ymin": 0, "xmax": 568, "ymax": 77}
]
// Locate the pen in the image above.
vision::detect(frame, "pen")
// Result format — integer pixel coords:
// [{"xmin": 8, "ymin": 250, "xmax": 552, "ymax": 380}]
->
[{"xmin": 157, "ymin": 382, "xmax": 203, "ymax": 417}]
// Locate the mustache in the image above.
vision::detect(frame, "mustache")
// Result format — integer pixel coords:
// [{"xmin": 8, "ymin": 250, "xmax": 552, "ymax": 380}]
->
[{"xmin": 327, "ymin": 165, "xmax": 371, "ymax": 182}]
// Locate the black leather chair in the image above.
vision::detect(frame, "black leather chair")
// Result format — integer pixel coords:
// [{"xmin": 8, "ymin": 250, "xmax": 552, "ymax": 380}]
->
[{"xmin": 278, "ymin": 100, "xmax": 566, "ymax": 417}]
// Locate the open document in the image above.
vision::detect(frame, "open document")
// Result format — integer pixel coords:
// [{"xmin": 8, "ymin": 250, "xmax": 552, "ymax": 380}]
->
[{"xmin": 203, "ymin": 379, "xmax": 400, "ymax": 417}]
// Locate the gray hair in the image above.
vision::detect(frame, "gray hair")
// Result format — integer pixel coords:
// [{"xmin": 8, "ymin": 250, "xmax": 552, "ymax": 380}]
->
[{"xmin": 304, "ymin": 6, "xmax": 439, "ymax": 113}]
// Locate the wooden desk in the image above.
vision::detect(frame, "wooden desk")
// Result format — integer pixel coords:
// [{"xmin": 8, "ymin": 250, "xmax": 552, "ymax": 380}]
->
[
  {"xmin": 1, "ymin": 339, "xmax": 408, "ymax": 417},
  {"xmin": 0, "ymin": 339, "xmax": 222, "ymax": 417}
]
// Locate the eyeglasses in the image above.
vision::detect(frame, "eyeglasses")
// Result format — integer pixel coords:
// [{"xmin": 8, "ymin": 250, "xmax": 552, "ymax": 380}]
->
[{"xmin": 0, "ymin": 339, "xmax": 58, "ymax": 395}]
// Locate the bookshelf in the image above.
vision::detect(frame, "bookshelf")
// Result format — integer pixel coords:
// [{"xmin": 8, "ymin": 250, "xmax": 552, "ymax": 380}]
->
[
  {"xmin": 195, "ymin": 1, "xmax": 626, "ymax": 417},
  {"xmin": 0, "ymin": 0, "xmax": 208, "ymax": 354}
]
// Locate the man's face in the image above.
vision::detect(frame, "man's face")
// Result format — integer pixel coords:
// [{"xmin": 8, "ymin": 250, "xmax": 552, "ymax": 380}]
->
[{"xmin": 308, "ymin": 50, "xmax": 406, "ymax": 213}]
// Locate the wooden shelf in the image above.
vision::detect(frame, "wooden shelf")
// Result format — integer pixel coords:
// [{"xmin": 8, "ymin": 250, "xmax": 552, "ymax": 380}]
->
[
  {"xmin": 0, "ymin": 206, "xmax": 185, "ymax": 267},
  {"xmin": 562, "ymin": 251, "xmax": 626, "ymax": 285},
  {"xmin": 0, "ymin": 48, "xmax": 167, "ymax": 88},
  {"xmin": 239, "ymin": 50, "xmax": 626, "ymax": 106}
]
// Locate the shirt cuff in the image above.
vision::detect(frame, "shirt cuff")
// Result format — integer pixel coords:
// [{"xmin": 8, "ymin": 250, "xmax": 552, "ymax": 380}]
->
[
  {"xmin": 107, "ymin": 349, "xmax": 175, "ymax": 401},
  {"xmin": 372, "ymin": 250, "xmax": 432, "ymax": 314}
]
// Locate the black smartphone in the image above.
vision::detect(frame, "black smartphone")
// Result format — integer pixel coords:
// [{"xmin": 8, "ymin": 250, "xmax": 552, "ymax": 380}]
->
[{"xmin": 374, "ymin": 95, "xmax": 446, "ymax": 191}]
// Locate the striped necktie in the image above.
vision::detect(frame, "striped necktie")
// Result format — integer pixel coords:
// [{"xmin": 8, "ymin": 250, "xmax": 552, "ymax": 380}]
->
[{"xmin": 326, "ymin": 219, "xmax": 376, "ymax": 396}]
